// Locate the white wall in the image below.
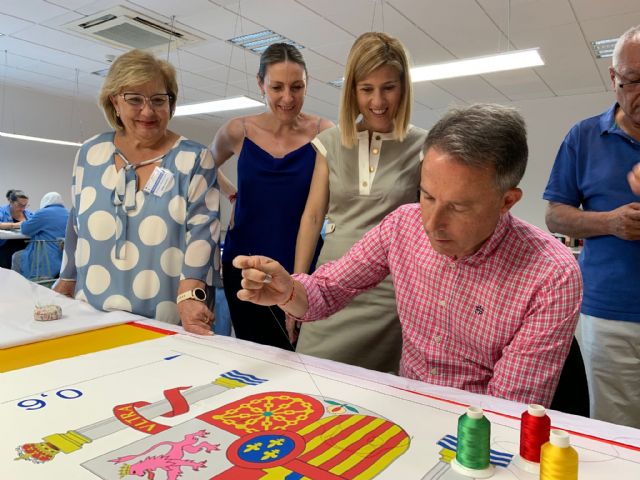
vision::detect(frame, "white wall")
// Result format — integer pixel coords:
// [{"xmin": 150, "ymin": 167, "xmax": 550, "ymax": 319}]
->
[
  {"xmin": 510, "ymin": 92, "xmax": 613, "ymax": 229},
  {"xmin": 1, "ymin": 83, "xmax": 615, "ymax": 232}
]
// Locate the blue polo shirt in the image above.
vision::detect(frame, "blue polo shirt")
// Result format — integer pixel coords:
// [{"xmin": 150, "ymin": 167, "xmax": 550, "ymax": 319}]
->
[{"xmin": 544, "ymin": 103, "xmax": 640, "ymax": 322}]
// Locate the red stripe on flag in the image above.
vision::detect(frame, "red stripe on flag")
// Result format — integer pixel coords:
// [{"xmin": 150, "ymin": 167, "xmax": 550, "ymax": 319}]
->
[
  {"xmin": 299, "ymin": 416, "xmax": 376, "ymax": 462},
  {"xmin": 317, "ymin": 420, "xmax": 396, "ymax": 470},
  {"xmin": 340, "ymin": 430, "xmax": 408, "ymax": 478},
  {"xmin": 301, "ymin": 415, "xmax": 353, "ymax": 444}
]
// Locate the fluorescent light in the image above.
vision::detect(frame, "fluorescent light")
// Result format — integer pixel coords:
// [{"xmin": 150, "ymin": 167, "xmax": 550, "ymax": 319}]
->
[
  {"xmin": 0, "ymin": 131, "xmax": 81, "ymax": 147},
  {"xmin": 327, "ymin": 47, "xmax": 545, "ymax": 87},
  {"xmin": 228, "ymin": 30, "xmax": 304, "ymax": 54},
  {"xmin": 174, "ymin": 96, "xmax": 263, "ymax": 117},
  {"xmin": 411, "ymin": 48, "xmax": 544, "ymax": 82},
  {"xmin": 591, "ymin": 38, "xmax": 616, "ymax": 59}
]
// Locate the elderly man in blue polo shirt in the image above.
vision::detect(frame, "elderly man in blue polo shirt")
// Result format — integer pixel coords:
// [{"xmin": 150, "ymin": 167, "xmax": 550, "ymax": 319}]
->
[{"xmin": 544, "ymin": 24, "xmax": 640, "ymax": 428}]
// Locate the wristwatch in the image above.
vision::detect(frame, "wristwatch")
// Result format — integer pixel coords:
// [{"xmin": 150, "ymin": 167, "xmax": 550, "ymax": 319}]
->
[{"xmin": 176, "ymin": 288, "xmax": 207, "ymax": 305}]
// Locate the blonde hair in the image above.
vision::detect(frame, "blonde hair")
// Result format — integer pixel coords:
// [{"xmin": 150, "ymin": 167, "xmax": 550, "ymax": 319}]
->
[
  {"xmin": 98, "ymin": 49, "xmax": 178, "ymax": 130},
  {"xmin": 339, "ymin": 32, "xmax": 413, "ymax": 148}
]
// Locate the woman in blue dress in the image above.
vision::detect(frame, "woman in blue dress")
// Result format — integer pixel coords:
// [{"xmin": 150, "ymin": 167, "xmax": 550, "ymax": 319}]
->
[
  {"xmin": 54, "ymin": 50, "xmax": 220, "ymax": 336},
  {"xmin": 211, "ymin": 43, "xmax": 333, "ymax": 350}
]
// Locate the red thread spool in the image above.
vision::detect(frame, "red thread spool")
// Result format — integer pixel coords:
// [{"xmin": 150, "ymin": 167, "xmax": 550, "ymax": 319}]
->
[{"xmin": 520, "ymin": 404, "xmax": 551, "ymax": 463}]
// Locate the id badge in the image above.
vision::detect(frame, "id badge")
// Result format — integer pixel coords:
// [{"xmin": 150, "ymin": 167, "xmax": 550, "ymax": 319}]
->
[{"xmin": 143, "ymin": 167, "xmax": 174, "ymax": 197}]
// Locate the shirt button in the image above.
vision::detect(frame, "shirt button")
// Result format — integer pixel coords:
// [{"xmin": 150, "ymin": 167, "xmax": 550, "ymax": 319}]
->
[
  {"xmin": 434, "ymin": 335, "xmax": 442, "ymax": 344},
  {"xmin": 372, "ymin": 148, "xmax": 379, "ymax": 155},
  {"xmin": 375, "ymin": 135, "xmax": 381, "ymax": 140},
  {"xmin": 369, "ymin": 166, "xmax": 375, "ymax": 173},
  {"xmin": 438, "ymin": 300, "xmax": 446, "ymax": 307},
  {"xmin": 449, "ymin": 263, "xmax": 456, "ymax": 269},
  {"xmin": 430, "ymin": 367, "xmax": 438, "ymax": 375},
  {"xmin": 362, "ymin": 181, "xmax": 368, "ymax": 187}
]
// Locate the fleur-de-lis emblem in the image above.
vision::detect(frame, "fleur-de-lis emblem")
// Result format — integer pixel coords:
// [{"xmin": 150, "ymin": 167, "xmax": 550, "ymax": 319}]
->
[{"xmin": 474, "ymin": 305, "xmax": 484, "ymax": 315}]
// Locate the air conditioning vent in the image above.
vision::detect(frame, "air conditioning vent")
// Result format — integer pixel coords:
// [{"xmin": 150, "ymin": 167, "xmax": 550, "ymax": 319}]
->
[{"xmin": 65, "ymin": 6, "xmax": 202, "ymax": 50}]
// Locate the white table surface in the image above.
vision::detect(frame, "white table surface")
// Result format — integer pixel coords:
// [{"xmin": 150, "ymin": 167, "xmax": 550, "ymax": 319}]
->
[{"xmin": 0, "ymin": 229, "xmax": 29, "ymax": 240}]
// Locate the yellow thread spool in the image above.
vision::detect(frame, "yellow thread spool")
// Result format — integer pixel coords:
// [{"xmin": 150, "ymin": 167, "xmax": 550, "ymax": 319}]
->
[{"xmin": 540, "ymin": 429, "xmax": 578, "ymax": 480}]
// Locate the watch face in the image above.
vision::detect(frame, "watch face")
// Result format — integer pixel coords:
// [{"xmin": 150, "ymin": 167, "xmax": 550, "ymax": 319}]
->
[{"xmin": 194, "ymin": 288, "xmax": 206, "ymax": 301}]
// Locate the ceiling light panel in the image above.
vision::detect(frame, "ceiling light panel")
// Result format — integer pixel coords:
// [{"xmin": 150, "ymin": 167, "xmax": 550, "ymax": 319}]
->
[
  {"xmin": 228, "ymin": 30, "xmax": 304, "ymax": 54},
  {"xmin": 591, "ymin": 38, "xmax": 617, "ymax": 59}
]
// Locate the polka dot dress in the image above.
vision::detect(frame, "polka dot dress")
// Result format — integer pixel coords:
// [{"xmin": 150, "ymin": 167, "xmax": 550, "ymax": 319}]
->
[{"xmin": 60, "ymin": 132, "xmax": 220, "ymax": 324}]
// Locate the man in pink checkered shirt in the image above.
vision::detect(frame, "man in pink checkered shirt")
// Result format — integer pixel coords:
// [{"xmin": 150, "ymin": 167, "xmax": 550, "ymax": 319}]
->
[{"xmin": 233, "ymin": 104, "xmax": 582, "ymax": 407}]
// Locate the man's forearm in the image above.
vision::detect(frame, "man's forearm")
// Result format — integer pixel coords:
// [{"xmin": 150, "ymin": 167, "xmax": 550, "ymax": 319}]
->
[{"xmin": 545, "ymin": 202, "xmax": 613, "ymax": 238}]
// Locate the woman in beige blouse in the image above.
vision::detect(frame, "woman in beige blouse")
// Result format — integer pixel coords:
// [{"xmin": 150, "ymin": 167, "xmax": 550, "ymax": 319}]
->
[{"xmin": 293, "ymin": 32, "xmax": 428, "ymax": 373}]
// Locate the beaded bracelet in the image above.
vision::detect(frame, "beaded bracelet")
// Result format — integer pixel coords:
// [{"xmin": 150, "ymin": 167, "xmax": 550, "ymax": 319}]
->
[{"xmin": 278, "ymin": 283, "xmax": 296, "ymax": 308}]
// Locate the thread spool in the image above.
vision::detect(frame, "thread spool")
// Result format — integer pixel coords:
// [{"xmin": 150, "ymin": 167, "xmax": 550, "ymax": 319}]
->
[
  {"xmin": 451, "ymin": 406, "xmax": 495, "ymax": 478},
  {"xmin": 540, "ymin": 429, "xmax": 578, "ymax": 480},
  {"xmin": 513, "ymin": 404, "xmax": 551, "ymax": 473}
]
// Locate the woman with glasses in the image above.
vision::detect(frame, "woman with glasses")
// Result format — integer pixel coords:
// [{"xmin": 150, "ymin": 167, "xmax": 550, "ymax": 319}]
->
[
  {"xmin": 0, "ymin": 190, "xmax": 33, "ymax": 268},
  {"xmin": 54, "ymin": 49, "xmax": 220, "ymax": 335},
  {"xmin": 210, "ymin": 43, "xmax": 333, "ymax": 350}
]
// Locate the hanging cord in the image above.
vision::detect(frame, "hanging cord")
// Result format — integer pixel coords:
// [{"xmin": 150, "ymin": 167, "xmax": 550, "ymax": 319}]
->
[
  {"xmin": 370, "ymin": 0, "xmax": 386, "ymax": 32},
  {"xmin": 1, "ymin": 50, "xmax": 7, "ymax": 132},
  {"xmin": 236, "ymin": 0, "xmax": 252, "ymax": 97},
  {"xmin": 507, "ymin": 0, "xmax": 511, "ymax": 51},
  {"xmin": 224, "ymin": 4, "xmax": 243, "ymax": 99},
  {"xmin": 166, "ymin": 15, "xmax": 176, "ymax": 60},
  {"xmin": 72, "ymin": 68, "xmax": 85, "ymax": 142}
]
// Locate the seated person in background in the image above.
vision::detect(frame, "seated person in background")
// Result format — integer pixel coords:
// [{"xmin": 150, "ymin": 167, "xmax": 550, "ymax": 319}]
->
[
  {"xmin": 0, "ymin": 189, "xmax": 33, "ymax": 229},
  {"xmin": 13, "ymin": 192, "xmax": 69, "ymax": 280},
  {"xmin": 232, "ymin": 104, "xmax": 583, "ymax": 407},
  {"xmin": 0, "ymin": 190, "xmax": 33, "ymax": 268}
]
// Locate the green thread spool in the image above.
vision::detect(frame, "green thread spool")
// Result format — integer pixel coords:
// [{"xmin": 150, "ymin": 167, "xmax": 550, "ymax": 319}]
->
[
  {"xmin": 451, "ymin": 406, "xmax": 495, "ymax": 478},
  {"xmin": 540, "ymin": 429, "xmax": 579, "ymax": 480}
]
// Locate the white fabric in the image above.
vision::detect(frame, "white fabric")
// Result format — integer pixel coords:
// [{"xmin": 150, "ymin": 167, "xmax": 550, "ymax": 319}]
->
[
  {"xmin": 0, "ymin": 268, "xmax": 146, "ymax": 348},
  {"xmin": 39, "ymin": 191, "xmax": 63, "ymax": 209},
  {"xmin": 2, "ymin": 329, "xmax": 640, "ymax": 479},
  {"xmin": 579, "ymin": 313, "xmax": 640, "ymax": 429}
]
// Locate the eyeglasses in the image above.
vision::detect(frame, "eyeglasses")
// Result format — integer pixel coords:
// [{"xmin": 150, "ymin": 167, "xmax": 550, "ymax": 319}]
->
[
  {"xmin": 119, "ymin": 93, "xmax": 173, "ymax": 109},
  {"xmin": 13, "ymin": 201, "xmax": 29, "ymax": 208},
  {"xmin": 612, "ymin": 70, "xmax": 640, "ymax": 90}
]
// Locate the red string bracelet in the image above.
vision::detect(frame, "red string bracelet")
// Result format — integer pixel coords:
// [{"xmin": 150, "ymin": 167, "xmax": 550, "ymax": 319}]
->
[{"xmin": 278, "ymin": 283, "xmax": 295, "ymax": 308}]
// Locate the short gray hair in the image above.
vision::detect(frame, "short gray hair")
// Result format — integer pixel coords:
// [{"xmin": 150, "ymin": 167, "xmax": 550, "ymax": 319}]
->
[
  {"xmin": 612, "ymin": 25, "xmax": 640, "ymax": 69},
  {"xmin": 424, "ymin": 104, "xmax": 528, "ymax": 192}
]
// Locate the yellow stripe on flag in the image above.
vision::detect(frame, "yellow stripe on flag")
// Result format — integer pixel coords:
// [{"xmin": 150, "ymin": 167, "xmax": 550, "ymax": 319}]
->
[
  {"xmin": 331, "ymin": 423, "xmax": 403, "ymax": 475},
  {"xmin": 0, "ymin": 324, "xmax": 167, "ymax": 372}
]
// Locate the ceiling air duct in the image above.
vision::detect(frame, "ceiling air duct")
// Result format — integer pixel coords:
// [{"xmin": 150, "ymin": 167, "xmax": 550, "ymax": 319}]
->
[{"xmin": 65, "ymin": 6, "xmax": 202, "ymax": 50}]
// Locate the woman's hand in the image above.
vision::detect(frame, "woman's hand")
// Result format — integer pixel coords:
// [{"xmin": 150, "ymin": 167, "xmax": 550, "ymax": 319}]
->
[
  {"xmin": 178, "ymin": 300, "xmax": 215, "ymax": 336},
  {"xmin": 52, "ymin": 279, "xmax": 76, "ymax": 298},
  {"xmin": 232, "ymin": 255, "xmax": 293, "ymax": 306}
]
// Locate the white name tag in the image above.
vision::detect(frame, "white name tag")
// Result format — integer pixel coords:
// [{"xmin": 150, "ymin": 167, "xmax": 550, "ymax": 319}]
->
[{"xmin": 143, "ymin": 167, "xmax": 174, "ymax": 197}]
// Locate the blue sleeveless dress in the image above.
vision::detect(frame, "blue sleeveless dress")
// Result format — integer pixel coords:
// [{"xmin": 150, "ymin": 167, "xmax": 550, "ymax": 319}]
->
[
  {"xmin": 222, "ymin": 138, "xmax": 317, "ymax": 271},
  {"xmin": 221, "ymin": 137, "xmax": 320, "ymax": 350}
]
